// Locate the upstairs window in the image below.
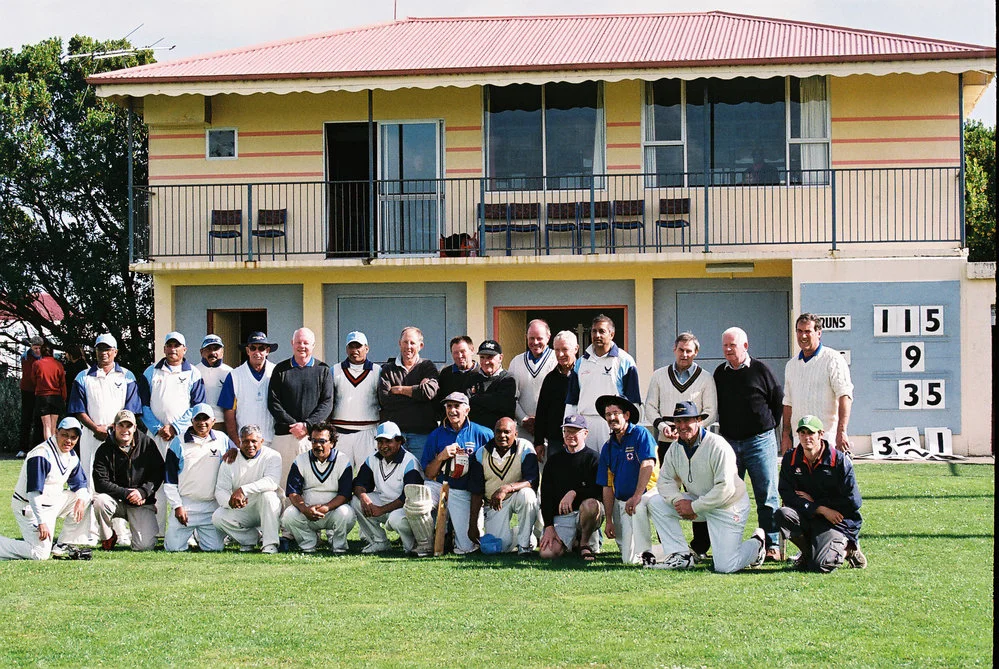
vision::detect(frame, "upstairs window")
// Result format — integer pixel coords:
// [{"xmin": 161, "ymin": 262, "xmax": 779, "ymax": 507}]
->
[
  {"xmin": 206, "ymin": 128, "xmax": 237, "ymax": 160},
  {"xmin": 644, "ymin": 76, "xmax": 829, "ymax": 186},
  {"xmin": 485, "ymin": 82, "xmax": 604, "ymax": 190}
]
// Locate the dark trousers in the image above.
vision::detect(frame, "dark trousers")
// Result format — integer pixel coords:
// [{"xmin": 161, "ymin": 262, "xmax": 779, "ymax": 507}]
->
[
  {"xmin": 19, "ymin": 390, "xmax": 40, "ymax": 452},
  {"xmin": 775, "ymin": 506, "xmax": 849, "ymax": 573},
  {"xmin": 657, "ymin": 440, "xmax": 711, "ymax": 555}
]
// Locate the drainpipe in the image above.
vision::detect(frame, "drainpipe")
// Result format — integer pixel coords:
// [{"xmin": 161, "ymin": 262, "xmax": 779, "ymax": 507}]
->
[
  {"xmin": 958, "ymin": 73, "xmax": 966, "ymax": 248},
  {"xmin": 702, "ymin": 84, "xmax": 710, "ymax": 253},
  {"xmin": 126, "ymin": 96, "xmax": 134, "ymax": 264},
  {"xmin": 368, "ymin": 90, "xmax": 376, "ymax": 257}
]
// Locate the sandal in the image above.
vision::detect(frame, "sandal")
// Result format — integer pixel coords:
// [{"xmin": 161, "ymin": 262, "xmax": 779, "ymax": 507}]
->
[{"xmin": 579, "ymin": 546, "xmax": 596, "ymax": 562}]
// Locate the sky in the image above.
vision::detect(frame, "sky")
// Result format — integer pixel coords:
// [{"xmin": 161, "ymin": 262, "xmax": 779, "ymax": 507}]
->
[{"xmin": 1, "ymin": 0, "xmax": 995, "ymax": 123}]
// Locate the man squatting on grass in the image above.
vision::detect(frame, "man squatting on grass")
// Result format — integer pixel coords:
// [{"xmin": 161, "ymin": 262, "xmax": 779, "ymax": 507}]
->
[{"xmin": 4, "ymin": 321, "xmax": 866, "ymax": 572}]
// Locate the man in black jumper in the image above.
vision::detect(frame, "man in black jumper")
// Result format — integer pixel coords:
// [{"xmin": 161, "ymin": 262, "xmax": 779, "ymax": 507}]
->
[
  {"xmin": 463, "ymin": 340, "xmax": 517, "ymax": 432},
  {"xmin": 713, "ymin": 326, "xmax": 784, "ymax": 561},
  {"xmin": 533, "ymin": 330, "xmax": 579, "ymax": 460},
  {"xmin": 538, "ymin": 414, "xmax": 604, "ymax": 561},
  {"xmin": 268, "ymin": 327, "xmax": 335, "ymax": 499}
]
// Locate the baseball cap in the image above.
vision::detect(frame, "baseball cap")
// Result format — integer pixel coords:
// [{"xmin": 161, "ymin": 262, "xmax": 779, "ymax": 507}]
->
[
  {"xmin": 192, "ymin": 403, "xmax": 215, "ymax": 419},
  {"xmin": 345, "ymin": 331, "xmax": 368, "ymax": 347},
  {"xmin": 164, "ymin": 331, "xmax": 186, "ymax": 346},
  {"xmin": 244, "ymin": 331, "xmax": 278, "ymax": 352},
  {"xmin": 57, "ymin": 417, "xmax": 83, "ymax": 433},
  {"xmin": 200, "ymin": 334, "xmax": 223, "ymax": 349},
  {"xmin": 95, "ymin": 333, "xmax": 118, "ymax": 349},
  {"xmin": 441, "ymin": 391, "xmax": 470, "ymax": 406},
  {"xmin": 375, "ymin": 421, "xmax": 405, "ymax": 442},
  {"xmin": 796, "ymin": 415, "xmax": 824, "ymax": 433},
  {"xmin": 477, "ymin": 340, "xmax": 502, "ymax": 356},
  {"xmin": 113, "ymin": 409, "xmax": 136, "ymax": 426},
  {"xmin": 562, "ymin": 414, "xmax": 588, "ymax": 430}
]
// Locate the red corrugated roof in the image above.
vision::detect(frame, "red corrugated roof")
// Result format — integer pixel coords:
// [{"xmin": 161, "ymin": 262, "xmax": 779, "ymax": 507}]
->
[{"xmin": 90, "ymin": 12, "xmax": 995, "ymax": 85}]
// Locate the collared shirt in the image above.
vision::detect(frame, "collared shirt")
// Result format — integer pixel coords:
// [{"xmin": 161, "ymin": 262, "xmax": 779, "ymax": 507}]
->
[
  {"xmin": 354, "ymin": 448, "xmax": 424, "ymax": 507},
  {"xmin": 778, "ymin": 439, "xmax": 863, "ymax": 541},
  {"xmin": 596, "ymin": 423, "xmax": 657, "ymax": 500},
  {"xmin": 672, "ymin": 362, "xmax": 698, "ymax": 385},
  {"xmin": 724, "ymin": 354, "xmax": 753, "ymax": 370},
  {"xmin": 798, "ymin": 343, "xmax": 823, "ymax": 362},
  {"xmin": 421, "ymin": 419, "xmax": 494, "ymax": 490}
]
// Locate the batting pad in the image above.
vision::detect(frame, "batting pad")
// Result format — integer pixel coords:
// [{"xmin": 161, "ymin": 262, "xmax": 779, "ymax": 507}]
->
[{"xmin": 404, "ymin": 484, "xmax": 435, "ymax": 551}]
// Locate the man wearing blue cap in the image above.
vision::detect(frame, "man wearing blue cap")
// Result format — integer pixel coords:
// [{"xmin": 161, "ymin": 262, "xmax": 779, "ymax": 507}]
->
[
  {"xmin": 331, "ymin": 331, "xmax": 381, "ymax": 473},
  {"xmin": 163, "ymin": 403, "xmax": 236, "ymax": 552},
  {"xmin": 67, "ymin": 333, "xmax": 142, "ymax": 546},
  {"xmin": 647, "ymin": 401, "xmax": 766, "ymax": 573},
  {"xmin": 195, "ymin": 334, "xmax": 233, "ymax": 422},
  {"xmin": 539, "ymin": 414, "xmax": 604, "ymax": 561},
  {"xmin": 138, "ymin": 331, "xmax": 206, "ymax": 534},
  {"xmin": 0, "ymin": 417, "xmax": 92, "ymax": 560}
]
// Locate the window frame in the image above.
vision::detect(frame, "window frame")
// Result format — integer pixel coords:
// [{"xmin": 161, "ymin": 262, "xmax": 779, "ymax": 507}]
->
[{"xmin": 206, "ymin": 128, "xmax": 238, "ymax": 161}]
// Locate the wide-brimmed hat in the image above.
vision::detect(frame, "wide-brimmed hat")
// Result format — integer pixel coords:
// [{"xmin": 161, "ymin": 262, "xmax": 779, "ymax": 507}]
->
[
  {"xmin": 243, "ymin": 331, "xmax": 278, "ymax": 352},
  {"xmin": 663, "ymin": 401, "xmax": 709, "ymax": 422},
  {"xmin": 595, "ymin": 395, "xmax": 641, "ymax": 424}
]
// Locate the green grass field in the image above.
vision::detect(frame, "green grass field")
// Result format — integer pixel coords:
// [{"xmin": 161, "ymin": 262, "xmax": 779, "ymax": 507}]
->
[{"xmin": 0, "ymin": 460, "xmax": 992, "ymax": 668}]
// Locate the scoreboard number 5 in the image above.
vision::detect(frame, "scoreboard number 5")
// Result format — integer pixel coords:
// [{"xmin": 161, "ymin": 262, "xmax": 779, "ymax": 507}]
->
[
  {"xmin": 898, "ymin": 379, "xmax": 946, "ymax": 410},
  {"xmin": 901, "ymin": 342, "xmax": 924, "ymax": 372}
]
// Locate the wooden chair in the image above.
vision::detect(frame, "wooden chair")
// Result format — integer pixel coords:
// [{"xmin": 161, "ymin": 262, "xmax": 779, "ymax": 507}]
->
[
  {"xmin": 251, "ymin": 208, "xmax": 288, "ymax": 259},
  {"xmin": 610, "ymin": 199, "xmax": 646, "ymax": 252},
  {"xmin": 208, "ymin": 209, "xmax": 242, "ymax": 260},
  {"xmin": 655, "ymin": 198, "xmax": 691, "ymax": 251}
]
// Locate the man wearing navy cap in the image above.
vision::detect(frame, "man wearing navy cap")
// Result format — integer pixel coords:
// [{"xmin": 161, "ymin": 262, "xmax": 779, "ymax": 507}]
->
[
  {"xmin": 331, "ymin": 330, "xmax": 382, "ymax": 473},
  {"xmin": 195, "ymin": 334, "xmax": 233, "ymax": 423},
  {"xmin": 539, "ymin": 414, "xmax": 604, "ymax": 561},
  {"xmin": 0, "ymin": 417, "xmax": 92, "ymax": 560},
  {"xmin": 647, "ymin": 401, "xmax": 766, "ymax": 573},
  {"xmin": 139, "ymin": 331, "xmax": 205, "ymax": 535},
  {"xmin": 463, "ymin": 339, "xmax": 517, "ymax": 431},
  {"xmin": 219, "ymin": 332, "xmax": 278, "ymax": 446}
]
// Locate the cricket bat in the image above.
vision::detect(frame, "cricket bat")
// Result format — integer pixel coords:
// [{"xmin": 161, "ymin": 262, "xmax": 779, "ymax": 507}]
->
[{"xmin": 433, "ymin": 481, "xmax": 449, "ymax": 556}]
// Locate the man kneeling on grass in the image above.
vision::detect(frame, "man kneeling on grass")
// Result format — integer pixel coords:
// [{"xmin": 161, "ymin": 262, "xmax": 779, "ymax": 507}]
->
[
  {"xmin": 282, "ymin": 423, "xmax": 356, "ymax": 554},
  {"xmin": 646, "ymin": 401, "xmax": 766, "ymax": 572},
  {"xmin": 212, "ymin": 424, "xmax": 282, "ymax": 553},
  {"xmin": 776, "ymin": 415, "xmax": 866, "ymax": 572},
  {"xmin": 538, "ymin": 415, "xmax": 604, "ymax": 561}
]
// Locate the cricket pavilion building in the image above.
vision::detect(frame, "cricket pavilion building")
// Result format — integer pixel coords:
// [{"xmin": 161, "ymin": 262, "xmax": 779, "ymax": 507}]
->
[{"xmin": 90, "ymin": 12, "xmax": 996, "ymax": 455}]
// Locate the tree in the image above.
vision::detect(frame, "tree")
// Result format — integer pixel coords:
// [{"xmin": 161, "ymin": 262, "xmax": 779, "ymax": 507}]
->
[
  {"xmin": 0, "ymin": 36, "xmax": 153, "ymax": 373},
  {"xmin": 964, "ymin": 120, "xmax": 996, "ymax": 262}
]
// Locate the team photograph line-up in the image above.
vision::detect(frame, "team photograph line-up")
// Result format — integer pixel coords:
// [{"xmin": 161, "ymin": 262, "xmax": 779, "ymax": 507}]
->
[{"xmin": 3, "ymin": 313, "xmax": 865, "ymax": 574}]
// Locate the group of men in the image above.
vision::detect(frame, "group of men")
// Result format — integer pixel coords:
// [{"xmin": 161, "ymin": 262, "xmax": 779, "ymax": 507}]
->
[{"xmin": 2, "ymin": 312, "xmax": 865, "ymax": 574}]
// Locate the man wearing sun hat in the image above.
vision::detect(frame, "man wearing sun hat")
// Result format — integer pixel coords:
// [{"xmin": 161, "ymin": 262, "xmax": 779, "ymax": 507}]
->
[
  {"xmin": 776, "ymin": 415, "xmax": 865, "ymax": 572},
  {"xmin": 646, "ymin": 401, "xmax": 766, "ymax": 573},
  {"xmin": 219, "ymin": 331, "xmax": 279, "ymax": 446},
  {"xmin": 139, "ymin": 331, "xmax": 206, "ymax": 535},
  {"xmin": 195, "ymin": 334, "xmax": 233, "ymax": 423},
  {"xmin": 595, "ymin": 394, "xmax": 658, "ymax": 565},
  {"xmin": 331, "ymin": 330, "xmax": 382, "ymax": 473},
  {"xmin": 0, "ymin": 417, "xmax": 92, "ymax": 560}
]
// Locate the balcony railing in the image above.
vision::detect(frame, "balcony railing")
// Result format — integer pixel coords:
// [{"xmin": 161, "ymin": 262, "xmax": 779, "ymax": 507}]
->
[{"xmin": 130, "ymin": 167, "xmax": 963, "ymax": 262}]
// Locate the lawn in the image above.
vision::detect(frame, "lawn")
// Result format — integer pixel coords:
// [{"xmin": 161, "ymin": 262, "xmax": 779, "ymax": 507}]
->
[{"xmin": 0, "ymin": 460, "xmax": 992, "ymax": 668}]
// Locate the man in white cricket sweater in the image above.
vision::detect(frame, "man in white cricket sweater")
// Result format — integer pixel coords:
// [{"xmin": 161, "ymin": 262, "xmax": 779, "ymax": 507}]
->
[
  {"xmin": 507, "ymin": 319, "xmax": 557, "ymax": 444},
  {"xmin": 647, "ymin": 401, "xmax": 766, "ymax": 573},
  {"xmin": 163, "ymin": 403, "xmax": 236, "ymax": 552},
  {"xmin": 781, "ymin": 313, "xmax": 854, "ymax": 455},
  {"xmin": 219, "ymin": 332, "xmax": 278, "ymax": 447},
  {"xmin": 195, "ymin": 334, "xmax": 233, "ymax": 422},
  {"xmin": 281, "ymin": 422, "xmax": 356, "ymax": 553},
  {"xmin": 331, "ymin": 331, "xmax": 381, "ymax": 472},
  {"xmin": 212, "ymin": 424, "xmax": 283, "ymax": 553}
]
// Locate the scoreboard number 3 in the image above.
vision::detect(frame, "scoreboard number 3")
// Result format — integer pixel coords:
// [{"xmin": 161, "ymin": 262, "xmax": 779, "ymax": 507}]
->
[{"xmin": 898, "ymin": 379, "xmax": 945, "ymax": 410}]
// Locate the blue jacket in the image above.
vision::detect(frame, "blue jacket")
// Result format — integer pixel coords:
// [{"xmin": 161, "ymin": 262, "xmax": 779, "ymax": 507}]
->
[{"xmin": 778, "ymin": 441, "xmax": 862, "ymax": 541}]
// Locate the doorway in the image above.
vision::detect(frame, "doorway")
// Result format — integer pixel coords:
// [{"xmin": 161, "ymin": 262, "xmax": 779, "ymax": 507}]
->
[
  {"xmin": 325, "ymin": 122, "xmax": 371, "ymax": 257},
  {"xmin": 494, "ymin": 306, "xmax": 628, "ymax": 358},
  {"xmin": 207, "ymin": 309, "xmax": 268, "ymax": 367}
]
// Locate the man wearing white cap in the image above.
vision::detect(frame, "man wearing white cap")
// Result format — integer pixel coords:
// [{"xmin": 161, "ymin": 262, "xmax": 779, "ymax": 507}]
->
[
  {"xmin": 163, "ymin": 403, "xmax": 236, "ymax": 552},
  {"xmin": 195, "ymin": 334, "xmax": 233, "ymax": 422},
  {"xmin": 352, "ymin": 421, "xmax": 426, "ymax": 554},
  {"xmin": 218, "ymin": 332, "xmax": 278, "ymax": 447},
  {"xmin": 92, "ymin": 409, "xmax": 164, "ymax": 552},
  {"xmin": 0, "ymin": 417, "xmax": 92, "ymax": 561},
  {"xmin": 138, "ymin": 331, "xmax": 206, "ymax": 534},
  {"xmin": 331, "ymin": 331, "xmax": 381, "ymax": 473},
  {"xmin": 67, "ymin": 333, "xmax": 142, "ymax": 545}
]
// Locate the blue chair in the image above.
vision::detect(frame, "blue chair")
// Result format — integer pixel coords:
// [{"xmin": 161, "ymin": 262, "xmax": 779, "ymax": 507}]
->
[
  {"xmin": 655, "ymin": 198, "xmax": 691, "ymax": 251},
  {"xmin": 208, "ymin": 209, "xmax": 242, "ymax": 260},
  {"xmin": 252, "ymin": 208, "xmax": 288, "ymax": 259},
  {"xmin": 609, "ymin": 199, "xmax": 646, "ymax": 252}
]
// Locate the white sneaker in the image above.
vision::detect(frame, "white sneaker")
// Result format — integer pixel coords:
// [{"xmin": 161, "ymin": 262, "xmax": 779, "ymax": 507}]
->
[
  {"xmin": 361, "ymin": 541, "xmax": 390, "ymax": 554},
  {"xmin": 261, "ymin": 544, "xmax": 278, "ymax": 554},
  {"xmin": 644, "ymin": 551, "xmax": 697, "ymax": 570},
  {"xmin": 239, "ymin": 544, "xmax": 255, "ymax": 553},
  {"xmin": 749, "ymin": 528, "xmax": 767, "ymax": 567},
  {"xmin": 15, "ymin": 451, "xmax": 26, "ymax": 459}
]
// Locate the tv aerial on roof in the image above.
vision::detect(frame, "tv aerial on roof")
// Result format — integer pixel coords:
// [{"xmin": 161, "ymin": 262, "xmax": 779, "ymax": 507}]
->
[{"xmin": 62, "ymin": 23, "xmax": 176, "ymax": 62}]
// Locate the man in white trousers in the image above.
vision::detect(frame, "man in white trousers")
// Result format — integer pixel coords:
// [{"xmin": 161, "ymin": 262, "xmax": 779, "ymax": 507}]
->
[
  {"xmin": 646, "ymin": 401, "xmax": 766, "ymax": 573},
  {"xmin": 212, "ymin": 424, "xmax": 282, "ymax": 553},
  {"xmin": 282, "ymin": 422, "xmax": 356, "ymax": 553}
]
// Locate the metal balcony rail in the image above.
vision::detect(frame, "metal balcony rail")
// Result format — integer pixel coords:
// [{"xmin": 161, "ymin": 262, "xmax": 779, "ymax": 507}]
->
[{"xmin": 129, "ymin": 167, "xmax": 962, "ymax": 262}]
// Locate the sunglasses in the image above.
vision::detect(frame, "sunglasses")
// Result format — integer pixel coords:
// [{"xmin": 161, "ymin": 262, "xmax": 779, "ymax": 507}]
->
[
  {"xmin": 310, "ymin": 438, "xmax": 331, "ymax": 445},
  {"xmin": 247, "ymin": 345, "xmax": 270, "ymax": 352}
]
